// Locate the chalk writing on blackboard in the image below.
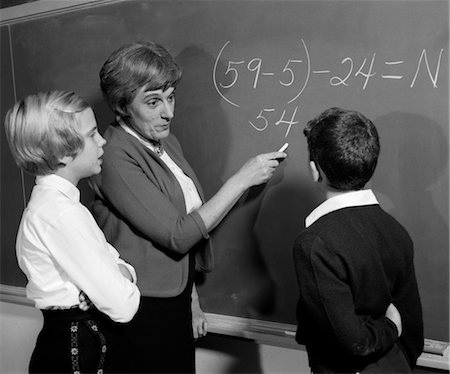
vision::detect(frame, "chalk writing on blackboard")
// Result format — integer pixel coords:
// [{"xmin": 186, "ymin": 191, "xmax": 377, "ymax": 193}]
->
[{"xmin": 213, "ymin": 39, "xmax": 445, "ymax": 138}]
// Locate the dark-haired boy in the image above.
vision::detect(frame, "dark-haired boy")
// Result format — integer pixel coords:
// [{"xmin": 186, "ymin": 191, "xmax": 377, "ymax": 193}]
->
[{"xmin": 293, "ymin": 107, "xmax": 423, "ymax": 373}]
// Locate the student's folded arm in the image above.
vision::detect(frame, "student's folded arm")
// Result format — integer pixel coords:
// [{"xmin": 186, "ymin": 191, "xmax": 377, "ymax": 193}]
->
[
  {"xmin": 45, "ymin": 207, "xmax": 141, "ymax": 323},
  {"xmin": 106, "ymin": 243, "xmax": 137, "ymax": 283},
  {"xmin": 307, "ymin": 238, "xmax": 398, "ymax": 358},
  {"xmin": 97, "ymin": 148, "xmax": 208, "ymax": 254}
]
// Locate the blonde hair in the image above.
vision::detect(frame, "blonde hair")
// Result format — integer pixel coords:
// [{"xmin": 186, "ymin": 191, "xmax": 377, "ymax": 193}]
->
[{"xmin": 4, "ymin": 91, "xmax": 90, "ymax": 175}]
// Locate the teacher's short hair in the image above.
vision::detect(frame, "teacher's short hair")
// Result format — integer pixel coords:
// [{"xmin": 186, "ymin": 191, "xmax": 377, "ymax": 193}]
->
[
  {"xmin": 4, "ymin": 91, "xmax": 89, "ymax": 176},
  {"xmin": 99, "ymin": 41, "xmax": 182, "ymax": 119}
]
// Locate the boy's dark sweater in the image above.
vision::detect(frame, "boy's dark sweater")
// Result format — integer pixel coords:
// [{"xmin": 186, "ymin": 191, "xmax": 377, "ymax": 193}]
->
[{"xmin": 293, "ymin": 204, "xmax": 423, "ymax": 372}]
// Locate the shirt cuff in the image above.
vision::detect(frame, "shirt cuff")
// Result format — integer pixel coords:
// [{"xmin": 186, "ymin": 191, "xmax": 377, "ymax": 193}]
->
[
  {"xmin": 117, "ymin": 260, "xmax": 138, "ymax": 283},
  {"xmin": 384, "ymin": 316, "xmax": 400, "ymax": 338}
]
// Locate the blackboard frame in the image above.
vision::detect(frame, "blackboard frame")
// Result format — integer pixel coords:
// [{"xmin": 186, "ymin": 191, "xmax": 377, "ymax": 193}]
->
[{"xmin": 0, "ymin": 284, "xmax": 448, "ymax": 370}]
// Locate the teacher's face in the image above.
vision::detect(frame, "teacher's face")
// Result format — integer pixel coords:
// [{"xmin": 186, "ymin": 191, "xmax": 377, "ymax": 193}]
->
[{"xmin": 127, "ymin": 86, "xmax": 175, "ymax": 142}]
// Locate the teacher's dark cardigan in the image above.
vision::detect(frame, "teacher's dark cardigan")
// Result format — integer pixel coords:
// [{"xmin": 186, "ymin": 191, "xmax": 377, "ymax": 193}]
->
[
  {"xmin": 91, "ymin": 124, "xmax": 213, "ymax": 297},
  {"xmin": 293, "ymin": 204, "xmax": 423, "ymax": 372}
]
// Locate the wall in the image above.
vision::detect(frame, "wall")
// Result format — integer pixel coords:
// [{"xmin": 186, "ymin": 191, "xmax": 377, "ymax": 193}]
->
[
  {"xmin": 1, "ymin": 302, "xmax": 447, "ymax": 374},
  {"xmin": 0, "ymin": 301, "xmax": 310, "ymax": 374},
  {"xmin": 0, "ymin": 302, "xmax": 41, "ymax": 374}
]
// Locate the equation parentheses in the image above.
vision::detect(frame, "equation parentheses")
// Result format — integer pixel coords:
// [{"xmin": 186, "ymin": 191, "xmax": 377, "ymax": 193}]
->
[
  {"xmin": 288, "ymin": 38, "xmax": 311, "ymax": 104},
  {"xmin": 213, "ymin": 40, "xmax": 240, "ymax": 108}
]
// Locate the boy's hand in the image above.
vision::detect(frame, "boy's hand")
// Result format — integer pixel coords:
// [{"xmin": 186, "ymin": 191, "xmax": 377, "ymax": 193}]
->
[
  {"xmin": 78, "ymin": 291, "xmax": 93, "ymax": 311},
  {"xmin": 385, "ymin": 303, "xmax": 402, "ymax": 337}
]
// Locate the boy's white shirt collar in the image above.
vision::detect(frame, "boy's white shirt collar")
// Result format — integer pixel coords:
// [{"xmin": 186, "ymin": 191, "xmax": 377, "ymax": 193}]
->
[
  {"xmin": 35, "ymin": 174, "xmax": 80, "ymax": 202},
  {"xmin": 305, "ymin": 189, "xmax": 379, "ymax": 228}
]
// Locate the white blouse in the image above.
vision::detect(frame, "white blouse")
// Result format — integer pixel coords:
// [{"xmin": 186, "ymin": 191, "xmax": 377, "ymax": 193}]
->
[{"xmin": 16, "ymin": 174, "xmax": 140, "ymax": 322}]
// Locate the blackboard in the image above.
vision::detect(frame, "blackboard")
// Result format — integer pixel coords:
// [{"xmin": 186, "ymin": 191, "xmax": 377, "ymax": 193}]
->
[{"xmin": 0, "ymin": 0, "xmax": 448, "ymax": 344}]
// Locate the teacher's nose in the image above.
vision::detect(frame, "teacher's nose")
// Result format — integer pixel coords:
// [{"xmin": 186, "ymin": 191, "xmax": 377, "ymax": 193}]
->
[{"xmin": 161, "ymin": 102, "xmax": 174, "ymax": 119}]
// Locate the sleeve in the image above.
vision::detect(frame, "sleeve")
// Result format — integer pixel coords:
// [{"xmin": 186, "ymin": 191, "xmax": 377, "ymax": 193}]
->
[
  {"xmin": 294, "ymin": 234, "xmax": 398, "ymax": 358},
  {"xmin": 44, "ymin": 207, "xmax": 141, "ymax": 323},
  {"xmin": 106, "ymin": 243, "xmax": 138, "ymax": 283},
  {"xmin": 98, "ymin": 146, "xmax": 209, "ymax": 254},
  {"xmin": 394, "ymin": 251, "xmax": 424, "ymax": 366}
]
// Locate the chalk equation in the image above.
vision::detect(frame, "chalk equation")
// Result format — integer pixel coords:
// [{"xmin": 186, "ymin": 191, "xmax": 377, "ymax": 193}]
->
[{"xmin": 213, "ymin": 39, "xmax": 445, "ymax": 138}]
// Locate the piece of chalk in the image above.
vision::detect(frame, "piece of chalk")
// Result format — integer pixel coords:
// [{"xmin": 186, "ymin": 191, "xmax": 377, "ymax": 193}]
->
[{"xmin": 278, "ymin": 143, "xmax": 289, "ymax": 152}]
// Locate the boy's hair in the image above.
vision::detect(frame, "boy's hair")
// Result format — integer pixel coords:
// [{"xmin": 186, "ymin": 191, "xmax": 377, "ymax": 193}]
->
[
  {"xmin": 4, "ymin": 91, "xmax": 90, "ymax": 176},
  {"xmin": 303, "ymin": 107, "xmax": 380, "ymax": 191},
  {"xmin": 99, "ymin": 40, "xmax": 182, "ymax": 120}
]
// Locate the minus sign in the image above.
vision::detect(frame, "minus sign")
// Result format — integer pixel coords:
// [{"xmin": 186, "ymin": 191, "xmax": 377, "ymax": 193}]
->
[{"xmin": 284, "ymin": 331, "xmax": 296, "ymax": 337}]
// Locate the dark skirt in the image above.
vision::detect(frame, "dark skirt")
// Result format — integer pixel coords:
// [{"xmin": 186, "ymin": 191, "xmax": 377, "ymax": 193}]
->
[
  {"xmin": 29, "ymin": 307, "xmax": 125, "ymax": 374},
  {"xmin": 118, "ymin": 287, "xmax": 195, "ymax": 373},
  {"xmin": 117, "ymin": 252, "xmax": 195, "ymax": 374}
]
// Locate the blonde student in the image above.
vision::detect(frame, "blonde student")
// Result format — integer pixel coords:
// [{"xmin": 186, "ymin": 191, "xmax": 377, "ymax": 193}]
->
[{"xmin": 4, "ymin": 91, "xmax": 140, "ymax": 373}]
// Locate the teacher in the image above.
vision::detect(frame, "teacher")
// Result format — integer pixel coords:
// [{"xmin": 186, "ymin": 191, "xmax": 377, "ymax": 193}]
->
[{"xmin": 91, "ymin": 40, "xmax": 286, "ymax": 373}]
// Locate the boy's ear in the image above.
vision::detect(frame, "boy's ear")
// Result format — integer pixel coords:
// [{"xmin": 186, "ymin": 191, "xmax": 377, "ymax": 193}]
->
[
  {"xmin": 309, "ymin": 161, "xmax": 322, "ymax": 183},
  {"xmin": 58, "ymin": 155, "xmax": 74, "ymax": 167}
]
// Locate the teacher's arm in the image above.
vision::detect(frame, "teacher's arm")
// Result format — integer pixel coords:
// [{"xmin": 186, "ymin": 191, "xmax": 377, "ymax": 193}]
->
[
  {"xmin": 196, "ymin": 151, "xmax": 286, "ymax": 231},
  {"xmin": 98, "ymin": 146, "xmax": 286, "ymax": 252},
  {"xmin": 98, "ymin": 147, "xmax": 209, "ymax": 254}
]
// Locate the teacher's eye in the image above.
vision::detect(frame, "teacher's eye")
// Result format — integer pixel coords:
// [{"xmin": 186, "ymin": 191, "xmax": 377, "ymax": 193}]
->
[
  {"xmin": 146, "ymin": 100, "xmax": 159, "ymax": 108},
  {"xmin": 168, "ymin": 93, "xmax": 176, "ymax": 103}
]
